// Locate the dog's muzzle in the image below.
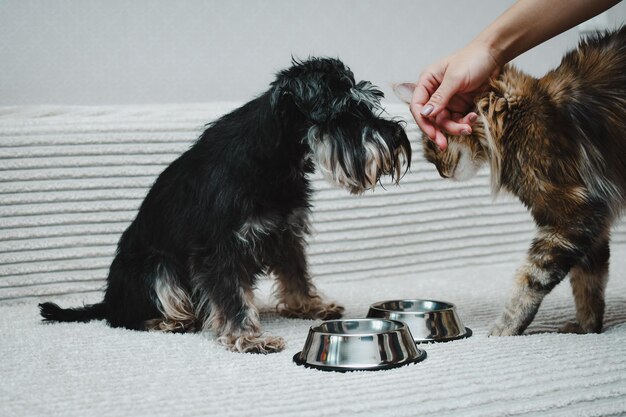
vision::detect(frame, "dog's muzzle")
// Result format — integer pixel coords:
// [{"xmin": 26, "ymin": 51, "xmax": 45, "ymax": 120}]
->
[{"xmin": 308, "ymin": 120, "xmax": 411, "ymax": 194}]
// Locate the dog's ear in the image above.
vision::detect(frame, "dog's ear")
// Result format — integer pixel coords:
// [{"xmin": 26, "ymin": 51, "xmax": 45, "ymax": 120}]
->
[
  {"xmin": 392, "ymin": 83, "xmax": 417, "ymax": 104},
  {"xmin": 270, "ymin": 75, "xmax": 321, "ymax": 117},
  {"xmin": 270, "ymin": 57, "xmax": 356, "ymax": 123}
]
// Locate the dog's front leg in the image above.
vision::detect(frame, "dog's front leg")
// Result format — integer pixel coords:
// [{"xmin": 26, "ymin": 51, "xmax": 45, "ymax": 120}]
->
[
  {"xmin": 268, "ymin": 232, "xmax": 344, "ymax": 320},
  {"xmin": 192, "ymin": 258, "xmax": 285, "ymax": 353},
  {"xmin": 214, "ymin": 286, "xmax": 285, "ymax": 354}
]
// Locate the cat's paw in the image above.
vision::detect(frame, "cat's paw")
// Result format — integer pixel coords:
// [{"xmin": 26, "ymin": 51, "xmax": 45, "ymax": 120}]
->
[
  {"xmin": 558, "ymin": 321, "xmax": 584, "ymax": 334},
  {"xmin": 489, "ymin": 320, "xmax": 521, "ymax": 337},
  {"xmin": 558, "ymin": 321, "xmax": 602, "ymax": 334}
]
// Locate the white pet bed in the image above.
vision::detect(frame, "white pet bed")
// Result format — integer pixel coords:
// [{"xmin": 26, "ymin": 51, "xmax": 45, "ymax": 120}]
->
[{"xmin": 1, "ymin": 104, "xmax": 625, "ymax": 417}]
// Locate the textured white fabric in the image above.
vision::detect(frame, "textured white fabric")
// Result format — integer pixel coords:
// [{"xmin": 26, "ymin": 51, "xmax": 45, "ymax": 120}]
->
[
  {"xmin": 2, "ymin": 260, "xmax": 626, "ymax": 417},
  {"xmin": 1, "ymin": 104, "xmax": 625, "ymax": 416},
  {"xmin": 2, "ymin": 103, "xmax": 623, "ymax": 302}
]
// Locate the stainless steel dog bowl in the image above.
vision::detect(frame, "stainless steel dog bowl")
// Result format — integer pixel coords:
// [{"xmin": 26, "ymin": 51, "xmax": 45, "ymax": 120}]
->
[
  {"xmin": 293, "ymin": 318, "xmax": 426, "ymax": 372},
  {"xmin": 367, "ymin": 299, "xmax": 472, "ymax": 343}
]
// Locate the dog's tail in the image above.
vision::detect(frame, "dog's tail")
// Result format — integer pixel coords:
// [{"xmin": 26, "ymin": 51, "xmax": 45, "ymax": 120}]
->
[{"xmin": 39, "ymin": 301, "xmax": 108, "ymax": 323}]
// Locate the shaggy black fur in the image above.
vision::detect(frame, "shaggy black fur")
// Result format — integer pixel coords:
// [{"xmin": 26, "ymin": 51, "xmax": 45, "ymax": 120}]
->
[{"xmin": 39, "ymin": 57, "xmax": 411, "ymax": 353}]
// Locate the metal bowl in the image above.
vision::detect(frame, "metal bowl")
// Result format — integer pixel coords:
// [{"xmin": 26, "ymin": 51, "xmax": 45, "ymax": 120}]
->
[
  {"xmin": 367, "ymin": 299, "xmax": 472, "ymax": 343},
  {"xmin": 293, "ymin": 318, "xmax": 426, "ymax": 372}
]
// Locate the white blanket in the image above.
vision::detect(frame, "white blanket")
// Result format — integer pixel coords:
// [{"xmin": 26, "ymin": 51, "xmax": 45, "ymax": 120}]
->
[{"xmin": 1, "ymin": 104, "xmax": 625, "ymax": 416}]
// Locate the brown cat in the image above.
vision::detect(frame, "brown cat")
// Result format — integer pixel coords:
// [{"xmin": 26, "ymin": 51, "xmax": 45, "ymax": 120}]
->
[{"xmin": 396, "ymin": 28, "xmax": 626, "ymax": 336}]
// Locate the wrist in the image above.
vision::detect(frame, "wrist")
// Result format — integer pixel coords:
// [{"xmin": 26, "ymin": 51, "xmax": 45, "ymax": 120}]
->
[{"xmin": 471, "ymin": 31, "xmax": 509, "ymax": 68}]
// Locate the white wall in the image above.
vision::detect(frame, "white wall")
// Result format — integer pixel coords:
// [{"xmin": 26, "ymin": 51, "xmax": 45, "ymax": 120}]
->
[{"xmin": 2, "ymin": 0, "xmax": 625, "ymax": 106}]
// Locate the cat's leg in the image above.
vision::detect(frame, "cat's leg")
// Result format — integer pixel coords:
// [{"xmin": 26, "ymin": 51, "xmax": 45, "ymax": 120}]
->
[
  {"xmin": 559, "ymin": 238, "xmax": 609, "ymax": 334},
  {"xmin": 490, "ymin": 226, "xmax": 580, "ymax": 336},
  {"xmin": 191, "ymin": 254, "xmax": 285, "ymax": 353},
  {"xmin": 268, "ymin": 231, "xmax": 344, "ymax": 320}
]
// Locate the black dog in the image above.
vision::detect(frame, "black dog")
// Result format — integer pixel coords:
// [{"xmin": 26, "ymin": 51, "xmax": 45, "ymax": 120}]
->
[{"xmin": 39, "ymin": 57, "xmax": 411, "ymax": 353}]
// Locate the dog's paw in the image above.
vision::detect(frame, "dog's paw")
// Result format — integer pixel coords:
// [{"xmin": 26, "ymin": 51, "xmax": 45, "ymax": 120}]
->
[
  {"xmin": 313, "ymin": 302, "xmax": 344, "ymax": 320},
  {"xmin": 217, "ymin": 334, "xmax": 286, "ymax": 354},
  {"xmin": 278, "ymin": 301, "xmax": 344, "ymax": 320},
  {"xmin": 144, "ymin": 318, "xmax": 196, "ymax": 333}
]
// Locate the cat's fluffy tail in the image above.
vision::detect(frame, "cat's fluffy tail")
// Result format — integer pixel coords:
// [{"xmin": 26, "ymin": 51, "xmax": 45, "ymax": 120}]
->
[{"xmin": 39, "ymin": 302, "xmax": 107, "ymax": 323}]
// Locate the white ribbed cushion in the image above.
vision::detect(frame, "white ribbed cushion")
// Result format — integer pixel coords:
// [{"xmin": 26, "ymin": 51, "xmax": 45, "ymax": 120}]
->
[{"xmin": 1, "ymin": 103, "xmax": 624, "ymax": 302}]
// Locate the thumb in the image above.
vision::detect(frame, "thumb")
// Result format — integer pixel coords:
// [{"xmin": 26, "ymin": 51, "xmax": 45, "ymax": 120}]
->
[{"xmin": 420, "ymin": 75, "xmax": 458, "ymax": 117}]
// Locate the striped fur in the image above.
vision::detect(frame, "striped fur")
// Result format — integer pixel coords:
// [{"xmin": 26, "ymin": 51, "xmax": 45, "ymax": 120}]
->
[{"xmin": 422, "ymin": 28, "xmax": 626, "ymax": 336}]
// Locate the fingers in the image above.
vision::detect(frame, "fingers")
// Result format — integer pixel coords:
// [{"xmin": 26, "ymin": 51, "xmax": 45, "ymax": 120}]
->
[
  {"xmin": 410, "ymin": 103, "xmax": 437, "ymax": 140},
  {"xmin": 409, "ymin": 77, "xmax": 436, "ymax": 133},
  {"xmin": 413, "ymin": 66, "xmax": 443, "ymax": 105},
  {"xmin": 462, "ymin": 112, "xmax": 479, "ymax": 126},
  {"xmin": 412, "ymin": 78, "xmax": 435, "ymax": 106},
  {"xmin": 415, "ymin": 109, "xmax": 478, "ymax": 141},
  {"xmin": 421, "ymin": 74, "xmax": 459, "ymax": 118},
  {"xmin": 410, "ymin": 104, "xmax": 448, "ymax": 150},
  {"xmin": 434, "ymin": 129, "xmax": 448, "ymax": 150},
  {"xmin": 447, "ymin": 94, "xmax": 476, "ymax": 114},
  {"xmin": 436, "ymin": 111, "xmax": 472, "ymax": 136},
  {"xmin": 409, "ymin": 61, "xmax": 478, "ymax": 150},
  {"xmin": 411, "ymin": 100, "xmax": 475, "ymax": 149},
  {"xmin": 411, "ymin": 110, "xmax": 477, "ymax": 152},
  {"xmin": 436, "ymin": 111, "xmax": 479, "ymax": 136}
]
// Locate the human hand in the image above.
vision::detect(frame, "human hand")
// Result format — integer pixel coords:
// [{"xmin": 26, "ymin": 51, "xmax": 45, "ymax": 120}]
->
[{"xmin": 409, "ymin": 42, "xmax": 501, "ymax": 149}]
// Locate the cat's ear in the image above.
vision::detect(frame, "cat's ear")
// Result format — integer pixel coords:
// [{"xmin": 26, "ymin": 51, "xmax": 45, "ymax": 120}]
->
[{"xmin": 392, "ymin": 83, "xmax": 417, "ymax": 104}]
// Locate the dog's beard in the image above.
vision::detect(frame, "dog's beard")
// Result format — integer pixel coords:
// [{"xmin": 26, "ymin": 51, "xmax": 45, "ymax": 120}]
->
[{"xmin": 307, "ymin": 125, "xmax": 410, "ymax": 194}]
